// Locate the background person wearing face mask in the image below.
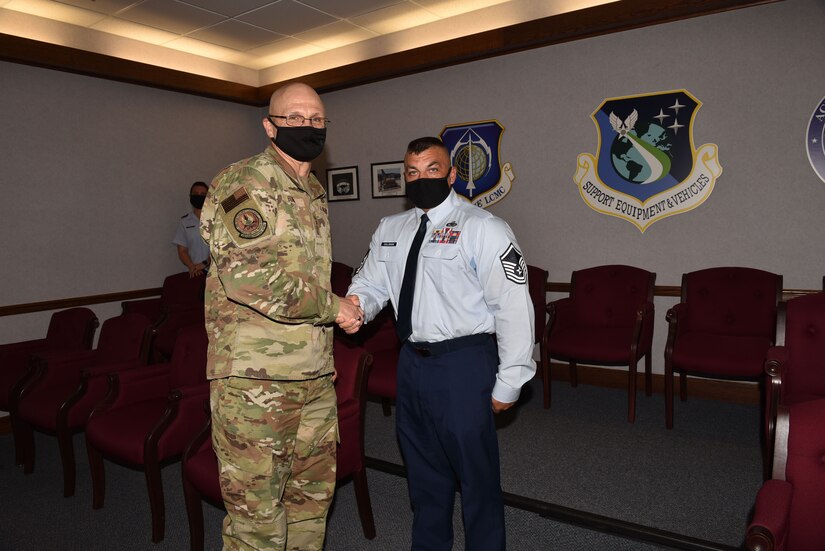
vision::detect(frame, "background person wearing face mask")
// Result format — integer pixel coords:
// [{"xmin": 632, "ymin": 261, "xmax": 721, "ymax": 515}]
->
[
  {"xmin": 346, "ymin": 136, "xmax": 536, "ymax": 551},
  {"xmin": 172, "ymin": 180, "xmax": 211, "ymax": 277},
  {"xmin": 200, "ymin": 82, "xmax": 364, "ymax": 551}
]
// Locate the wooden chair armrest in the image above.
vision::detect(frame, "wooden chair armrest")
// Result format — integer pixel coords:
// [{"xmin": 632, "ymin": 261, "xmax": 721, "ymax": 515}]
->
[
  {"xmin": 546, "ymin": 297, "xmax": 572, "ymax": 332},
  {"xmin": 26, "ymin": 350, "xmax": 98, "ymax": 388},
  {"xmin": 122, "ymin": 297, "xmax": 162, "ymax": 320},
  {"xmin": 106, "ymin": 366, "xmax": 171, "ymax": 409},
  {"xmin": 745, "ymin": 479, "xmax": 792, "ymax": 551}
]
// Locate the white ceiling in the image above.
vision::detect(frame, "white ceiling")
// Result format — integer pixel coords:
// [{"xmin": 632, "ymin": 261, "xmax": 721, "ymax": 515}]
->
[{"xmin": 0, "ymin": 0, "xmax": 615, "ymax": 86}]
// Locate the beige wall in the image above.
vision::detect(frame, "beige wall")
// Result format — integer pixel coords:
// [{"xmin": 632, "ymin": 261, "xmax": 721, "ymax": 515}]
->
[
  {"xmin": 320, "ymin": 0, "xmax": 825, "ymax": 288},
  {"xmin": 315, "ymin": 0, "xmax": 825, "ymax": 374},
  {"xmin": 0, "ymin": 62, "xmax": 266, "ymax": 343}
]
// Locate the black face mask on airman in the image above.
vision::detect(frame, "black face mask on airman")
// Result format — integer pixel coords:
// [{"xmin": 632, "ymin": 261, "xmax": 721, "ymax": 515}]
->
[
  {"xmin": 190, "ymin": 195, "xmax": 206, "ymax": 209},
  {"xmin": 405, "ymin": 176, "xmax": 452, "ymax": 209}
]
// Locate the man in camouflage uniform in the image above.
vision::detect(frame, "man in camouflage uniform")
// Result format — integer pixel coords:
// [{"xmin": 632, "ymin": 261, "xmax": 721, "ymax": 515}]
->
[{"xmin": 200, "ymin": 82, "xmax": 364, "ymax": 551}]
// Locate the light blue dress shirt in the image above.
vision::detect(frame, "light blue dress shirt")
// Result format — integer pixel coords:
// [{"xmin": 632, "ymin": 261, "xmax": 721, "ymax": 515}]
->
[
  {"xmin": 173, "ymin": 211, "xmax": 210, "ymax": 264},
  {"xmin": 348, "ymin": 190, "xmax": 536, "ymax": 403}
]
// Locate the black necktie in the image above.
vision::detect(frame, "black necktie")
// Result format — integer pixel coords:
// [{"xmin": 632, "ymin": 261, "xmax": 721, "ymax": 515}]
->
[{"xmin": 396, "ymin": 213, "xmax": 429, "ymax": 342}]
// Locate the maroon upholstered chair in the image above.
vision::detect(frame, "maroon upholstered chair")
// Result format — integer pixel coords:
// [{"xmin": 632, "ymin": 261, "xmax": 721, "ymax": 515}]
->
[
  {"xmin": 122, "ymin": 271, "xmax": 205, "ymax": 362},
  {"xmin": 664, "ymin": 267, "xmax": 782, "ymax": 429},
  {"xmin": 542, "ymin": 265, "xmax": 655, "ymax": 422},
  {"xmin": 333, "ymin": 340, "xmax": 376, "ymax": 540},
  {"xmin": 527, "ymin": 265, "xmax": 549, "ymax": 390},
  {"xmin": 1, "ymin": 307, "xmax": 98, "ymax": 414},
  {"xmin": 746, "ymin": 398, "xmax": 825, "ymax": 551},
  {"xmin": 361, "ymin": 307, "xmax": 401, "ymax": 416},
  {"xmin": 12, "ymin": 313, "xmax": 152, "ymax": 496},
  {"xmin": 763, "ymin": 292, "xmax": 825, "ymax": 476},
  {"xmin": 181, "ymin": 409, "xmax": 221, "ymax": 551},
  {"xmin": 331, "ymin": 261, "xmax": 354, "ymax": 297},
  {"xmin": 527, "ymin": 265, "xmax": 549, "ymax": 351},
  {"xmin": 85, "ymin": 324, "xmax": 209, "ymax": 543},
  {"xmin": 181, "ymin": 339, "xmax": 375, "ymax": 550}
]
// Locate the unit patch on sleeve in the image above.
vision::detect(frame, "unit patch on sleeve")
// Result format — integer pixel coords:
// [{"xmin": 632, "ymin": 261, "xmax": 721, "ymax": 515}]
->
[
  {"xmin": 499, "ymin": 243, "xmax": 527, "ymax": 284},
  {"xmin": 219, "ymin": 186, "xmax": 269, "ymax": 246},
  {"xmin": 234, "ymin": 208, "xmax": 266, "ymax": 239}
]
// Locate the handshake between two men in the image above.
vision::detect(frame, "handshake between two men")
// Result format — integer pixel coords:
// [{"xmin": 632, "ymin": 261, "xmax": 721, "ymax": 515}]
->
[{"xmin": 335, "ymin": 294, "xmax": 365, "ymax": 335}]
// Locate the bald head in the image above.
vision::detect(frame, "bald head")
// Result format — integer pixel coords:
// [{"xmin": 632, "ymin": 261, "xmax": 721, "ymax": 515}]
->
[{"xmin": 269, "ymin": 83, "xmax": 324, "ymax": 118}]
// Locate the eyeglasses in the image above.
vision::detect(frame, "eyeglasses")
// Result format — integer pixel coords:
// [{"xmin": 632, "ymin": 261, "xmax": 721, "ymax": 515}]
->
[{"xmin": 268, "ymin": 114, "xmax": 330, "ymax": 128}]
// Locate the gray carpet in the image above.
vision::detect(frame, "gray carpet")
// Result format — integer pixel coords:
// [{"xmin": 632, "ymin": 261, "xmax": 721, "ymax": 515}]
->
[
  {"xmin": 364, "ymin": 377, "xmax": 762, "ymax": 549},
  {"xmin": 0, "ymin": 377, "xmax": 761, "ymax": 550}
]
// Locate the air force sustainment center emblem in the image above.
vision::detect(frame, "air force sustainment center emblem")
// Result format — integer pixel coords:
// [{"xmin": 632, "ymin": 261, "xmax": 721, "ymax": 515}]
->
[
  {"xmin": 440, "ymin": 120, "xmax": 514, "ymax": 209},
  {"xmin": 574, "ymin": 90, "xmax": 722, "ymax": 232}
]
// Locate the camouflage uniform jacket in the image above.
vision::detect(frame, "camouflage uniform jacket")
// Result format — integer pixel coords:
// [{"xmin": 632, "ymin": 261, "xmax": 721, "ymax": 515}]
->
[{"xmin": 200, "ymin": 146, "xmax": 340, "ymax": 381}]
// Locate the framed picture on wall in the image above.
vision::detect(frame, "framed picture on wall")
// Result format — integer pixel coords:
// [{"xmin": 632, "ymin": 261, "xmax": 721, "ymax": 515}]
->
[
  {"xmin": 371, "ymin": 161, "xmax": 405, "ymax": 198},
  {"xmin": 326, "ymin": 166, "xmax": 359, "ymax": 202}
]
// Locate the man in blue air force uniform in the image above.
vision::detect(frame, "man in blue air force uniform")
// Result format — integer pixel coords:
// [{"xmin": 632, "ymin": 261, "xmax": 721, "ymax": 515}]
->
[{"xmin": 346, "ymin": 136, "xmax": 536, "ymax": 551}]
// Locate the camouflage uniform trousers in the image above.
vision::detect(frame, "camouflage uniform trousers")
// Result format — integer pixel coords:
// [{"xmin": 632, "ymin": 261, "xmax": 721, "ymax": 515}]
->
[{"xmin": 210, "ymin": 374, "xmax": 338, "ymax": 551}]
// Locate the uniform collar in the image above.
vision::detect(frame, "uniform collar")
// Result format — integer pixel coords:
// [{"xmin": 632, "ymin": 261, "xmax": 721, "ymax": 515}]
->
[
  {"xmin": 414, "ymin": 189, "xmax": 460, "ymax": 228},
  {"xmin": 265, "ymin": 145, "xmax": 326, "ymax": 200}
]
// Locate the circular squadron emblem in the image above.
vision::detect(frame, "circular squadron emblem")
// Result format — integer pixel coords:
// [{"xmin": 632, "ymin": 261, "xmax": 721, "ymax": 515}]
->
[
  {"xmin": 806, "ymin": 96, "xmax": 825, "ymax": 184},
  {"xmin": 234, "ymin": 208, "xmax": 266, "ymax": 239}
]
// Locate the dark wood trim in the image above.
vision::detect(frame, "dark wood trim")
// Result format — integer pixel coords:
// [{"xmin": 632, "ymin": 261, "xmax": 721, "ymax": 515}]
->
[
  {"xmin": 548, "ymin": 283, "xmax": 818, "ymax": 301},
  {"xmin": 550, "ymin": 282, "xmax": 697, "ymax": 297},
  {"xmin": 1, "ymin": 0, "xmax": 778, "ymax": 106},
  {"xmin": 0, "ymin": 34, "xmax": 260, "ymax": 106},
  {"xmin": 0, "ymin": 278, "xmax": 816, "ymax": 318},
  {"xmin": 0, "ymin": 288, "xmax": 161, "ymax": 317},
  {"xmin": 0, "ymin": 415, "xmax": 10, "ymax": 435},
  {"xmin": 546, "ymin": 362, "xmax": 759, "ymax": 404}
]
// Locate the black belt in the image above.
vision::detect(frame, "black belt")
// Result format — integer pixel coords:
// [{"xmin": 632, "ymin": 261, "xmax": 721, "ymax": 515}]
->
[{"xmin": 406, "ymin": 333, "xmax": 493, "ymax": 357}]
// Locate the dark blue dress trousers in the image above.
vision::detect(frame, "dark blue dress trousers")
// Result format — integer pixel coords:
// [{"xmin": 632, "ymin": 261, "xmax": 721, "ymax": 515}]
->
[{"xmin": 396, "ymin": 337, "xmax": 505, "ymax": 551}]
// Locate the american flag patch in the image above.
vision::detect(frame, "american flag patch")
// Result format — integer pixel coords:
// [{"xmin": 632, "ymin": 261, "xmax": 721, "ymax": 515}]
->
[
  {"xmin": 499, "ymin": 243, "xmax": 527, "ymax": 284},
  {"xmin": 221, "ymin": 187, "xmax": 249, "ymax": 213}
]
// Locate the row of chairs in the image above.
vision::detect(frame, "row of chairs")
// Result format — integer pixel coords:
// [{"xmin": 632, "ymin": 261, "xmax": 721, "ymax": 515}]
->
[
  {"xmin": 336, "ymin": 262, "xmax": 788, "ymax": 433},
  {"xmin": 542, "ymin": 265, "xmax": 825, "ymax": 501},
  {"xmin": 6, "ymin": 270, "xmax": 208, "ymax": 498},
  {"xmin": 542, "ymin": 266, "xmax": 782, "ymax": 426},
  {"xmin": 5, "ymin": 266, "xmax": 823, "ymax": 549},
  {"xmin": 0, "ymin": 271, "xmax": 377, "ymax": 548}
]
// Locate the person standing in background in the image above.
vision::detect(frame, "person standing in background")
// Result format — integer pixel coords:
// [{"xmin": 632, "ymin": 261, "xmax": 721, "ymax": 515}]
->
[{"xmin": 173, "ymin": 181, "xmax": 210, "ymax": 277}]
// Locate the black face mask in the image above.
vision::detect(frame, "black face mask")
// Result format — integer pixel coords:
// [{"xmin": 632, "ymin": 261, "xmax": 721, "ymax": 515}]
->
[
  {"xmin": 272, "ymin": 126, "xmax": 326, "ymax": 162},
  {"xmin": 405, "ymin": 176, "xmax": 452, "ymax": 209},
  {"xmin": 190, "ymin": 195, "xmax": 206, "ymax": 209}
]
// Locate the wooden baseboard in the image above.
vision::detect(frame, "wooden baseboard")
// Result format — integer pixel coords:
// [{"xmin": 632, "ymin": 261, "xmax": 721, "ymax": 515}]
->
[
  {"xmin": 0, "ymin": 415, "xmax": 10, "ymax": 435},
  {"xmin": 542, "ymin": 362, "xmax": 760, "ymax": 405}
]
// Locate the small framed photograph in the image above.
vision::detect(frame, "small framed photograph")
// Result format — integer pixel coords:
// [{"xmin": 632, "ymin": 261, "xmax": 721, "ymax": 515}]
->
[
  {"xmin": 371, "ymin": 161, "xmax": 406, "ymax": 198},
  {"xmin": 326, "ymin": 166, "xmax": 359, "ymax": 202}
]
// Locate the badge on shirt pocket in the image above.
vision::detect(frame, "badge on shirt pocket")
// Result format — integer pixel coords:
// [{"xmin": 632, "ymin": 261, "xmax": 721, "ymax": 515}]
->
[{"xmin": 219, "ymin": 187, "xmax": 270, "ymax": 247}]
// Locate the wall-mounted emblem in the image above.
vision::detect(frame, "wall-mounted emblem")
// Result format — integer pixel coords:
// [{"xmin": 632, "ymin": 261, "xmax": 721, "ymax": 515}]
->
[
  {"xmin": 440, "ymin": 120, "xmax": 514, "ymax": 209},
  {"xmin": 807, "ymin": 96, "xmax": 825, "ymax": 184},
  {"xmin": 574, "ymin": 90, "xmax": 722, "ymax": 232}
]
